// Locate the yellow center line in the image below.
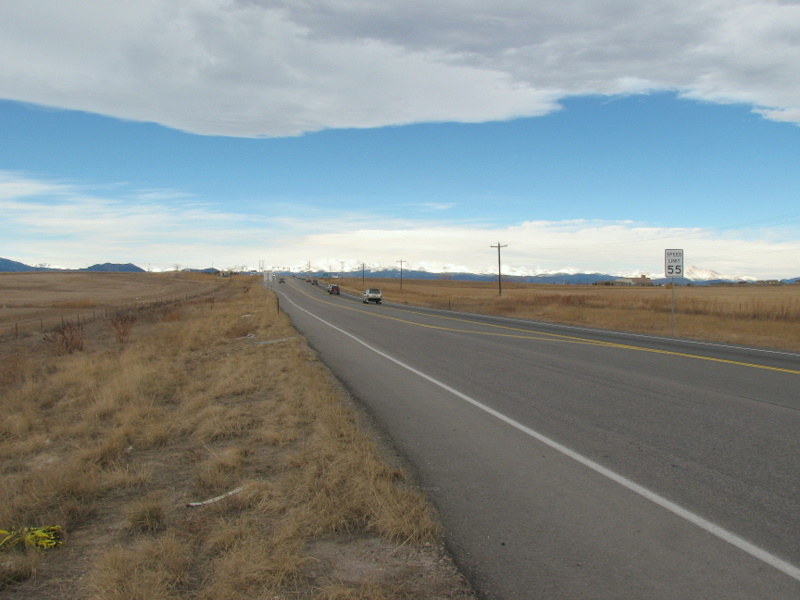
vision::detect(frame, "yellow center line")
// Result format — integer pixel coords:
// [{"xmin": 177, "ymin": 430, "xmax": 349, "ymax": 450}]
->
[{"xmin": 288, "ymin": 284, "xmax": 800, "ymax": 375}]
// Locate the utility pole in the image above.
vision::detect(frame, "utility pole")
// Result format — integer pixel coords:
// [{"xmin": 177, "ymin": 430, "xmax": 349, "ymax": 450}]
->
[
  {"xmin": 361, "ymin": 262, "xmax": 365, "ymax": 284},
  {"xmin": 339, "ymin": 260, "xmax": 345, "ymax": 280},
  {"xmin": 490, "ymin": 242, "xmax": 507, "ymax": 296},
  {"xmin": 397, "ymin": 259, "xmax": 406, "ymax": 290}
]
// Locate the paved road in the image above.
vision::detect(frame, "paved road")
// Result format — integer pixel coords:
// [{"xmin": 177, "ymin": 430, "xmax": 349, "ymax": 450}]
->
[{"xmin": 271, "ymin": 279, "xmax": 800, "ymax": 600}]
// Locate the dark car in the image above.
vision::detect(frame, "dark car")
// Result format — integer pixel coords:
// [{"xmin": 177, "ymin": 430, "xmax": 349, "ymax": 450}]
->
[{"xmin": 328, "ymin": 284, "xmax": 340, "ymax": 295}]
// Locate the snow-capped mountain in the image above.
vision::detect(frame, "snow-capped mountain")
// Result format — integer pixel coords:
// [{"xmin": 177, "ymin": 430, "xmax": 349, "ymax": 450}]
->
[
  {"xmin": 264, "ymin": 259, "xmax": 785, "ymax": 285},
  {"xmin": 682, "ymin": 265, "xmax": 756, "ymax": 282},
  {"xmin": 3, "ymin": 257, "xmax": 791, "ymax": 283}
]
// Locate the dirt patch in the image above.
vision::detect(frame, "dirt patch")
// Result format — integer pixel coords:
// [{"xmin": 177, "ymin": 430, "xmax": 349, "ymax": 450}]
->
[{"xmin": 304, "ymin": 536, "xmax": 475, "ymax": 599}]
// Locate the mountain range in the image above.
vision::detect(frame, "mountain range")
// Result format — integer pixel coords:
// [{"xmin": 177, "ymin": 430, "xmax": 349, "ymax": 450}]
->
[
  {"xmin": 2, "ymin": 257, "xmax": 797, "ymax": 285},
  {"xmin": 279, "ymin": 260, "xmax": 799, "ymax": 285},
  {"xmin": 345, "ymin": 268, "xmax": 799, "ymax": 286},
  {"xmin": 0, "ymin": 257, "xmax": 145, "ymax": 273}
]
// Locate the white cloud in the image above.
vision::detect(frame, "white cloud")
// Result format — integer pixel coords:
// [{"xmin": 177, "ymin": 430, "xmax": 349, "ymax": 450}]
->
[
  {"xmin": 299, "ymin": 219, "xmax": 800, "ymax": 279},
  {"xmin": 407, "ymin": 202, "xmax": 457, "ymax": 212},
  {"xmin": 1, "ymin": 1, "xmax": 799, "ymax": 136},
  {"xmin": 0, "ymin": 171, "xmax": 74, "ymax": 199},
  {"xmin": 1, "ymin": 172, "xmax": 797, "ymax": 278}
]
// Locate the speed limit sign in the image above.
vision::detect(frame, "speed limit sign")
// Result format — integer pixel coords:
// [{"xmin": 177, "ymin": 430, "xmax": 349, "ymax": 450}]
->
[{"xmin": 665, "ymin": 249, "xmax": 684, "ymax": 278}]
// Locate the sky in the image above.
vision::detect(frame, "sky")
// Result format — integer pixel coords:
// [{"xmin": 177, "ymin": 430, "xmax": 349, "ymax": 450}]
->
[{"xmin": 1, "ymin": 0, "xmax": 800, "ymax": 280}]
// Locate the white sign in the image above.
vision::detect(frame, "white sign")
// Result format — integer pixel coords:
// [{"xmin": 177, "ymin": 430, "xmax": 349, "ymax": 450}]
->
[{"xmin": 665, "ymin": 249, "xmax": 684, "ymax": 278}]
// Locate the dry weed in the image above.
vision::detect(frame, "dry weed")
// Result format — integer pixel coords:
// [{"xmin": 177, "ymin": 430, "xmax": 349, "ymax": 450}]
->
[
  {"xmin": 79, "ymin": 428, "xmax": 132, "ymax": 468},
  {"xmin": 202, "ymin": 515, "xmax": 263, "ymax": 555},
  {"xmin": 0, "ymin": 551, "xmax": 41, "ymax": 590},
  {"xmin": 196, "ymin": 447, "xmax": 248, "ymax": 493},
  {"xmin": 88, "ymin": 534, "xmax": 192, "ymax": 600},
  {"xmin": 160, "ymin": 308, "xmax": 184, "ymax": 322},
  {"xmin": 0, "ymin": 460, "xmax": 101, "ymax": 531},
  {"xmin": 42, "ymin": 321, "xmax": 85, "ymax": 354},
  {"xmin": 192, "ymin": 404, "xmax": 263, "ymax": 442},
  {"xmin": 0, "ymin": 348, "xmax": 30, "ymax": 386},
  {"xmin": 124, "ymin": 497, "xmax": 167, "ymax": 533},
  {"xmin": 110, "ymin": 310, "xmax": 137, "ymax": 344},
  {"xmin": 200, "ymin": 534, "xmax": 308, "ymax": 599},
  {"xmin": 101, "ymin": 463, "xmax": 154, "ymax": 488}
]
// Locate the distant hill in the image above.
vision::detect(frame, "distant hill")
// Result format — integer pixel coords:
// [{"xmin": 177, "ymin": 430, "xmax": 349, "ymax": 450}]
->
[
  {"xmin": 184, "ymin": 267, "xmax": 220, "ymax": 274},
  {"xmin": 0, "ymin": 257, "xmax": 39, "ymax": 272},
  {"xmin": 0, "ymin": 258, "xmax": 146, "ymax": 273},
  {"xmin": 330, "ymin": 268, "xmax": 618, "ymax": 285},
  {"xmin": 83, "ymin": 263, "xmax": 145, "ymax": 273}
]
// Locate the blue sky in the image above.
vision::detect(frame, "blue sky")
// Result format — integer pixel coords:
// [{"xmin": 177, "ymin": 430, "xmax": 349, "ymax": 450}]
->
[{"xmin": 2, "ymin": 1, "xmax": 800, "ymax": 279}]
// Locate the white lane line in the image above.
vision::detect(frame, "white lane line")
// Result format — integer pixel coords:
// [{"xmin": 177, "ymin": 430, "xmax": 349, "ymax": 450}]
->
[{"xmin": 281, "ymin": 291, "xmax": 800, "ymax": 583}]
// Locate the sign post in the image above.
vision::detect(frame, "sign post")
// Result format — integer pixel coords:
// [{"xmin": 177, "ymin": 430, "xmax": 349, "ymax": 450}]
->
[{"xmin": 665, "ymin": 249, "xmax": 683, "ymax": 336}]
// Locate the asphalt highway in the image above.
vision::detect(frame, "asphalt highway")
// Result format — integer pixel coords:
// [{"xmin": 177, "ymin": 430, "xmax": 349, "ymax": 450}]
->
[{"xmin": 271, "ymin": 278, "xmax": 800, "ymax": 600}]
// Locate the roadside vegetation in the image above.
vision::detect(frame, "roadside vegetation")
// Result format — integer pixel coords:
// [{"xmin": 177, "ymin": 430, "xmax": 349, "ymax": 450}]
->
[
  {"xmin": 336, "ymin": 278, "xmax": 800, "ymax": 351},
  {"xmin": 0, "ymin": 275, "xmax": 474, "ymax": 599},
  {"xmin": 6, "ymin": 272, "xmax": 796, "ymax": 597}
]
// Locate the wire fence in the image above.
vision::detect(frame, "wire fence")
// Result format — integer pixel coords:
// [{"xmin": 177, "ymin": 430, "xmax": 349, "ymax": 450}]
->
[{"xmin": 1, "ymin": 287, "xmax": 219, "ymax": 343}]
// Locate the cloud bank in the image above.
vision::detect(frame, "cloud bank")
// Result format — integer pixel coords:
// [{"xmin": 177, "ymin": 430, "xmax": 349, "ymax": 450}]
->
[
  {"xmin": 1, "ymin": 1, "xmax": 799, "ymax": 136},
  {"xmin": 1, "ymin": 172, "xmax": 797, "ymax": 279}
]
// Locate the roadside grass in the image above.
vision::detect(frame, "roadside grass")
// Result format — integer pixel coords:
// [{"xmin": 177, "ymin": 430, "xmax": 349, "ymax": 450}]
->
[
  {"xmin": 0, "ymin": 271, "xmax": 225, "ymax": 340},
  {"xmin": 0, "ymin": 279, "xmax": 468, "ymax": 599},
  {"xmin": 336, "ymin": 278, "xmax": 800, "ymax": 350}
]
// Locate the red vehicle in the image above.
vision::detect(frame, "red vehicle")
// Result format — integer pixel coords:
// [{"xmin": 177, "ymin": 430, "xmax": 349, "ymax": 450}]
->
[{"xmin": 327, "ymin": 284, "xmax": 340, "ymax": 295}]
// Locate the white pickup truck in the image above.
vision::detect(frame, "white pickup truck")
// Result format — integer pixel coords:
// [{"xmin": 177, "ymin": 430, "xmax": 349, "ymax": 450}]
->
[{"xmin": 362, "ymin": 288, "xmax": 383, "ymax": 304}]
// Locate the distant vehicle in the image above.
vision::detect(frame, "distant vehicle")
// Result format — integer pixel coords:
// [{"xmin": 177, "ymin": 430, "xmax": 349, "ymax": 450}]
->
[
  {"xmin": 306, "ymin": 278, "xmax": 311, "ymax": 282},
  {"xmin": 362, "ymin": 288, "xmax": 382, "ymax": 304},
  {"xmin": 279, "ymin": 277, "xmax": 285, "ymax": 283},
  {"xmin": 312, "ymin": 279, "xmax": 319, "ymax": 286},
  {"xmin": 328, "ymin": 284, "xmax": 340, "ymax": 295}
]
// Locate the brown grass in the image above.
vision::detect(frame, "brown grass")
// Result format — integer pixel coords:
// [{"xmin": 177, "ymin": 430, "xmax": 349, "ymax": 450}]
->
[
  {"xmin": 52, "ymin": 299, "xmax": 98, "ymax": 309},
  {"xmin": 0, "ymin": 271, "xmax": 225, "ymax": 341},
  {"xmin": 124, "ymin": 497, "xmax": 167, "ymax": 533},
  {"xmin": 0, "ymin": 275, "xmax": 471, "ymax": 599},
  {"xmin": 0, "ymin": 551, "xmax": 40, "ymax": 588},
  {"xmin": 335, "ymin": 278, "xmax": 800, "ymax": 350}
]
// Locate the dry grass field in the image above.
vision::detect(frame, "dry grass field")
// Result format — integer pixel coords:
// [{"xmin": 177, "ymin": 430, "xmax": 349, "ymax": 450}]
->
[
  {"xmin": 0, "ymin": 271, "xmax": 223, "ymax": 340},
  {"xmin": 336, "ymin": 278, "xmax": 800, "ymax": 351},
  {"xmin": 0, "ymin": 273, "xmax": 475, "ymax": 599}
]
